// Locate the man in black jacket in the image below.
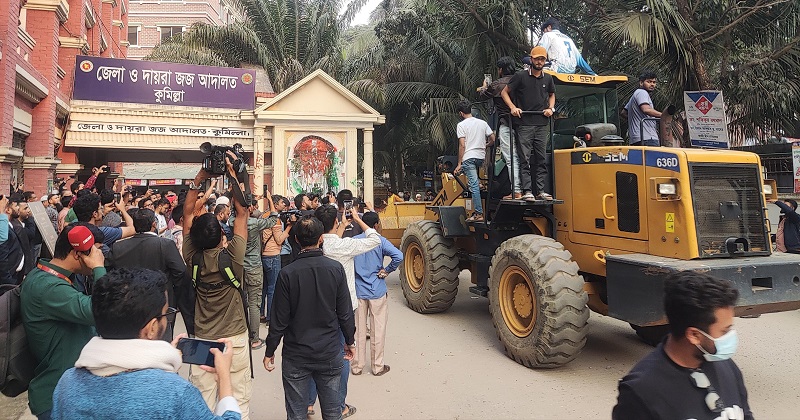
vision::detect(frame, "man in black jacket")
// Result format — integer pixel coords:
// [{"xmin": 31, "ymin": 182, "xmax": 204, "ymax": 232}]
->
[
  {"xmin": 106, "ymin": 208, "xmax": 185, "ymax": 340},
  {"xmin": 613, "ymin": 271, "xmax": 752, "ymax": 420},
  {"xmin": 264, "ymin": 215, "xmax": 355, "ymax": 420}
]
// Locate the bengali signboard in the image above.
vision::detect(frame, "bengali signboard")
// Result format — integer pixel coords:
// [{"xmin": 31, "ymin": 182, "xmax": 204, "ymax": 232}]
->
[
  {"xmin": 73, "ymin": 55, "xmax": 256, "ymax": 109},
  {"xmin": 70, "ymin": 122, "xmax": 252, "ymax": 139},
  {"xmin": 149, "ymin": 179, "xmax": 182, "ymax": 186},
  {"xmin": 683, "ymin": 90, "xmax": 729, "ymax": 149},
  {"xmin": 793, "ymin": 145, "xmax": 800, "ymax": 194}
]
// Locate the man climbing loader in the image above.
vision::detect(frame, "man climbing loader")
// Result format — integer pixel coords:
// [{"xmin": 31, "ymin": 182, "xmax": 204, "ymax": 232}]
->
[{"xmin": 396, "ymin": 71, "xmax": 800, "ymax": 368}]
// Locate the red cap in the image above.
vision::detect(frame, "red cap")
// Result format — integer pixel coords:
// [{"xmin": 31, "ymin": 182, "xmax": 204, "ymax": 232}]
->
[{"xmin": 67, "ymin": 225, "xmax": 95, "ymax": 252}]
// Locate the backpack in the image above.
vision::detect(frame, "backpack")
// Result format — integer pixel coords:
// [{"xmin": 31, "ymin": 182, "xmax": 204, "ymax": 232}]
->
[
  {"xmin": 0, "ymin": 284, "xmax": 37, "ymax": 397},
  {"xmin": 191, "ymin": 250, "xmax": 254, "ymax": 378}
]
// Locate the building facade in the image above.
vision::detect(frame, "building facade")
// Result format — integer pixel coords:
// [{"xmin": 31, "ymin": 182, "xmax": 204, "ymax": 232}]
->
[
  {"xmin": 0, "ymin": 0, "xmax": 127, "ymax": 195},
  {"xmin": 126, "ymin": 0, "xmax": 244, "ymax": 60}
]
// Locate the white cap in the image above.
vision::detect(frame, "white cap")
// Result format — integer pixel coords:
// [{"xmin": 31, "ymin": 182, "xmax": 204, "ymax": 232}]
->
[
  {"xmin": 40, "ymin": 195, "xmax": 48, "ymax": 201},
  {"xmin": 215, "ymin": 196, "xmax": 230, "ymax": 206}
]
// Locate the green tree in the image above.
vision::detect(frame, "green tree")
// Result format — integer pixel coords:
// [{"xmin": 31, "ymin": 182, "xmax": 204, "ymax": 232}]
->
[{"xmin": 147, "ymin": 0, "xmax": 368, "ymax": 91}]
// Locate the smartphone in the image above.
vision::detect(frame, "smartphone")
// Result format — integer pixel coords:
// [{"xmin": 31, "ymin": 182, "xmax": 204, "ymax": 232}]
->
[
  {"xmin": 113, "ymin": 193, "xmax": 121, "ymax": 202},
  {"xmin": 343, "ymin": 200, "xmax": 354, "ymax": 219},
  {"xmin": 176, "ymin": 338, "xmax": 225, "ymax": 367}
]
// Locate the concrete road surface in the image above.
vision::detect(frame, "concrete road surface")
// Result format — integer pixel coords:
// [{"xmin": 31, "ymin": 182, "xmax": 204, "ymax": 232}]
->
[{"xmin": 3, "ymin": 269, "xmax": 800, "ymax": 419}]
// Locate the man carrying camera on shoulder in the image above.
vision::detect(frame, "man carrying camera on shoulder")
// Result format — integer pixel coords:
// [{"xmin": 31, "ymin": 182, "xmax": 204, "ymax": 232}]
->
[{"xmin": 182, "ymin": 152, "xmax": 253, "ymax": 419}]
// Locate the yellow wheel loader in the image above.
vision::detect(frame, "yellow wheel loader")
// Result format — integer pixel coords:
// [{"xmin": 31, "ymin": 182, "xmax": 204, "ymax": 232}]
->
[{"xmin": 380, "ymin": 72, "xmax": 799, "ymax": 368}]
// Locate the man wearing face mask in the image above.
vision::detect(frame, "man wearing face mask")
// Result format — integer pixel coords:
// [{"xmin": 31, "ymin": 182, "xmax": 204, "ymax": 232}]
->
[{"xmin": 612, "ymin": 271, "xmax": 753, "ymax": 420}]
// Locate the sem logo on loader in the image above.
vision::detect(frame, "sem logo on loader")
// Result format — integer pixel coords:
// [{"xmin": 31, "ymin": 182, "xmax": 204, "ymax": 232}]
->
[
  {"xmin": 571, "ymin": 149, "xmax": 643, "ymax": 165},
  {"xmin": 645, "ymin": 151, "xmax": 681, "ymax": 172}
]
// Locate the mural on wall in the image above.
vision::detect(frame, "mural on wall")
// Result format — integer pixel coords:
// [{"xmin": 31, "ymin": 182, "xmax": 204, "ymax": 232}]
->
[{"xmin": 286, "ymin": 132, "xmax": 345, "ymax": 196}]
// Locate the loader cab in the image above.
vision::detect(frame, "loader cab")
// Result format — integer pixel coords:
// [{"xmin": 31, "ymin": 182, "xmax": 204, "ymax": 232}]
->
[{"xmin": 547, "ymin": 72, "xmax": 628, "ymax": 150}]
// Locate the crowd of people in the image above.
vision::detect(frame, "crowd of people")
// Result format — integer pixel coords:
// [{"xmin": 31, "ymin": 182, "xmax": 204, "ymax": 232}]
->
[{"xmin": 4, "ymin": 157, "xmax": 403, "ymax": 420}]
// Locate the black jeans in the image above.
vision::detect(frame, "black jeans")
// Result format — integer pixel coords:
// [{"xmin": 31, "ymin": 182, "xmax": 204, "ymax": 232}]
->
[
  {"xmin": 516, "ymin": 124, "xmax": 550, "ymax": 195},
  {"xmin": 282, "ymin": 355, "xmax": 344, "ymax": 420}
]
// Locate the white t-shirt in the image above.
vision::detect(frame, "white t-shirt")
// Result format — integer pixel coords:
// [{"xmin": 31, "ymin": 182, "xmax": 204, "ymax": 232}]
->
[
  {"xmin": 457, "ymin": 117, "xmax": 493, "ymax": 162},
  {"xmin": 538, "ymin": 30, "xmax": 579, "ymax": 74}
]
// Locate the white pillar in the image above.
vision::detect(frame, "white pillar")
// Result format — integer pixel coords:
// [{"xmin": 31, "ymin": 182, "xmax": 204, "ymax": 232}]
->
[
  {"xmin": 253, "ymin": 126, "xmax": 265, "ymax": 210},
  {"xmin": 272, "ymin": 127, "xmax": 286, "ymax": 196},
  {"xmin": 363, "ymin": 127, "xmax": 374, "ymax": 205}
]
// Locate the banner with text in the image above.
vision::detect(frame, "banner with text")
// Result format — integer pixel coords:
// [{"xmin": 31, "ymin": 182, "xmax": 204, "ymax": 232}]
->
[
  {"xmin": 683, "ymin": 91, "xmax": 728, "ymax": 149},
  {"xmin": 793, "ymin": 145, "xmax": 800, "ymax": 194},
  {"xmin": 70, "ymin": 122, "xmax": 252, "ymax": 139},
  {"xmin": 73, "ymin": 56, "xmax": 256, "ymax": 109}
]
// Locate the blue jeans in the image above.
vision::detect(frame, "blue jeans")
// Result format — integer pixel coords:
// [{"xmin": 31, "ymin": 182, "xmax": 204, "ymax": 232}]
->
[
  {"xmin": 283, "ymin": 355, "xmax": 343, "ymax": 420},
  {"xmin": 462, "ymin": 158, "xmax": 484, "ymax": 214},
  {"xmin": 308, "ymin": 330, "xmax": 348, "ymax": 411},
  {"xmin": 261, "ymin": 255, "xmax": 281, "ymax": 319},
  {"xmin": 632, "ymin": 138, "xmax": 660, "ymax": 147}
]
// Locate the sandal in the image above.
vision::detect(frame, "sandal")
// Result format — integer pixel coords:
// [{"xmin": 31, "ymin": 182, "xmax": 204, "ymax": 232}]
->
[
  {"xmin": 342, "ymin": 404, "xmax": 357, "ymax": 418},
  {"xmin": 307, "ymin": 407, "xmax": 315, "ymax": 416},
  {"xmin": 374, "ymin": 365, "xmax": 391, "ymax": 376},
  {"xmin": 466, "ymin": 214, "xmax": 484, "ymax": 222},
  {"xmin": 250, "ymin": 338, "xmax": 265, "ymax": 350}
]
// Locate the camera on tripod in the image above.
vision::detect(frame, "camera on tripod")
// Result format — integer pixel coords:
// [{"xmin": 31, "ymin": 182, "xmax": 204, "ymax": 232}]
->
[{"xmin": 200, "ymin": 142, "xmax": 247, "ymax": 177}]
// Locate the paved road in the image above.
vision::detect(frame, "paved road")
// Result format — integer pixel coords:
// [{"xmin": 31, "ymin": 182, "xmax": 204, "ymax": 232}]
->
[{"xmin": 4, "ymin": 269, "xmax": 800, "ymax": 419}]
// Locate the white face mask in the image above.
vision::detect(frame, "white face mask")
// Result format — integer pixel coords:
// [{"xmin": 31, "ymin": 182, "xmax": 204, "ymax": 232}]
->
[{"xmin": 695, "ymin": 329, "xmax": 738, "ymax": 362}]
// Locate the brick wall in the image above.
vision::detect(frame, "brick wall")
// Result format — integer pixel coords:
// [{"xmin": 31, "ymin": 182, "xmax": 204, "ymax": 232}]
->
[
  {"xmin": 0, "ymin": 0, "xmax": 127, "ymax": 195},
  {"xmin": 127, "ymin": 0, "xmax": 231, "ymax": 59}
]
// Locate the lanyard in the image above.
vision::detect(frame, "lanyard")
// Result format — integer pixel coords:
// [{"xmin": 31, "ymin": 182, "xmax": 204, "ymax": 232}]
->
[{"xmin": 36, "ymin": 263, "xmax": 73, "ymax": 285}]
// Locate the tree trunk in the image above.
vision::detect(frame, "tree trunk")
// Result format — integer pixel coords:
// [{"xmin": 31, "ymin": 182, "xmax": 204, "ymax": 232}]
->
[{"xmin": 676, "ymin": 0, "xmax": 713, "ymax": 90}]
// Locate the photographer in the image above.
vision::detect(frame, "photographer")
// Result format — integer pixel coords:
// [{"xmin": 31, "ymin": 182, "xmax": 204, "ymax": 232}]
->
[
  {"xmin": 182, "ymin": 153, "xmax": 252, "ymax": 418},
  {"xmin": 261, "ymin": 195, "xmax": 293, "ymax": 324}
]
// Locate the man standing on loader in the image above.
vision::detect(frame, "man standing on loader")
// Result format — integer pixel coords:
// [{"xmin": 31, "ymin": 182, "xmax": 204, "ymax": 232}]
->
[
  {"xmin": 623, "ymin": 71, "xmax": 662, "ymax": 146},
  {"xmin": 479, "ymin": 56, "xmax": 522, "ymax": 199},
  {"xmin": 501, "ymin": 46, "xmax": 556, "ymax": 201},
  {"xmin": 455, "ymin": 100, "xmax": 495, "ymax": 222}
]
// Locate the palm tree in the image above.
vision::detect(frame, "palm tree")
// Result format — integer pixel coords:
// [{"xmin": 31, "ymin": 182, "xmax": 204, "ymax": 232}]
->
[
  {"xmin": 594, "ymin": 0, "xmax": 800, "ymax": 143},
  {"xmin": 147, "ymin": 0, "xmax": 368, "ymax": 91}
]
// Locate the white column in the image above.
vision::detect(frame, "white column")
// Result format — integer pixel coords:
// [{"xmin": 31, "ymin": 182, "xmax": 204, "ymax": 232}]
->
[
  {"xmin": 363, "ymin": 127, "xmax": 374, "ymax": 205},
  {"xmin": 253, "ymin": 126, "xmax": 265, "ymax": 210},
  {"xmin": 272, "ymin": 127, "xmax": 286, "ymax": 196}
]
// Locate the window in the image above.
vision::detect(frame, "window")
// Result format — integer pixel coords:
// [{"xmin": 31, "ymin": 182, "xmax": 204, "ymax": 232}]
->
[
  {"xmin": 127, "ymin": 26, "xmax": 139, "ymax": 46},
  {"xmin": 616, "ymin": 171, "xmax": 640, "ymax": 233},
  {"xmin": 159, "ymin": 26, "xmax": 183, "ymax": 43}
]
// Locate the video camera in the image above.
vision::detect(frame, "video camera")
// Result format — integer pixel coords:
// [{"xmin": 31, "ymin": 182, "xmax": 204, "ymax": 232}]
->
[
  {"xmin": 200, "ymin": 142, "xmax": 250, "ymax": 207},
  {"xmin": 279, "ymin": 209, "xmax": 302, "ymax": 225},
  {"xmin": 200, "ymin": 142, "xmax": 247, "ymax": 177}
]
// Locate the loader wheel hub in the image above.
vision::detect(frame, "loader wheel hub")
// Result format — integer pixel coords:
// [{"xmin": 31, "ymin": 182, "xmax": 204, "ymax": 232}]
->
[
  {"xmin": 512, "ymin": 284, "xmax": 533, "ymax": 318},
  {"xmin": 405, "ymin": 242, "xmax": 425, "ymax": 292},
  {"xmin": 499, "ymin": 266, "xmax": 536, "ymax": 337}
]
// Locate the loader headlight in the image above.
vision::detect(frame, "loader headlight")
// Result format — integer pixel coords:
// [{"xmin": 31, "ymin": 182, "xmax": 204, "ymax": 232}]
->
[{"xmin": 658, "ymin": 183, "xmax": 677, "ymax": 195}]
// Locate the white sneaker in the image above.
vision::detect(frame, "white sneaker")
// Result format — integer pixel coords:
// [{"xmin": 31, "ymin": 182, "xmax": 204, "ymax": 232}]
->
[
  {"xmin": 537, "ymin": 193, "xmax": 553, "ymax": 200},
  {"xmin": 521, "ymin": 192, "xmax": 535, "ymax": 200}
]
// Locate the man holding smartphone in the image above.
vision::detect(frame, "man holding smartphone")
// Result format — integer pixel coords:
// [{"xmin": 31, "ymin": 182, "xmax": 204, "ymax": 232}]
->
[
  {"xmin": 52, "ymin": 267, "xmax": 241, "ymax": 419},
  {"xmin": 21, "ymin": 224, "xmax": 106, "ymax": 419}
]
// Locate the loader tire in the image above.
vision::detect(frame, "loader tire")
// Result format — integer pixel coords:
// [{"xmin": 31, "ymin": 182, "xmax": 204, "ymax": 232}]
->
[
  {"xmin": 400, "ymin": 221, "xmax": 460, "ymax": 313},
  {"xmin": 489, "ymin": 235, "xmax": 589, "ymax": 368}
]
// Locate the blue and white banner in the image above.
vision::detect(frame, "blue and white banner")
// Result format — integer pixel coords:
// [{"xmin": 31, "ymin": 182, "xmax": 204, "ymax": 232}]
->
[{"xmin": 683, "ymin": 91, "xmax": 728, "ymax": 149}]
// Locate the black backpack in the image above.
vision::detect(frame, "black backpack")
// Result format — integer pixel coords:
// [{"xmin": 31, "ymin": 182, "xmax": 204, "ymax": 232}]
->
[{"xmin": 0, "ymin": 283, "xmax": 37, "ymax": 397}]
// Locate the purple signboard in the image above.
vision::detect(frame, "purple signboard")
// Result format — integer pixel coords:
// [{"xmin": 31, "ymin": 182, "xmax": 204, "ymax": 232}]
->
[{"xmin": 72, "ymin": 55, "xmax": 256, "ymax": 110}]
